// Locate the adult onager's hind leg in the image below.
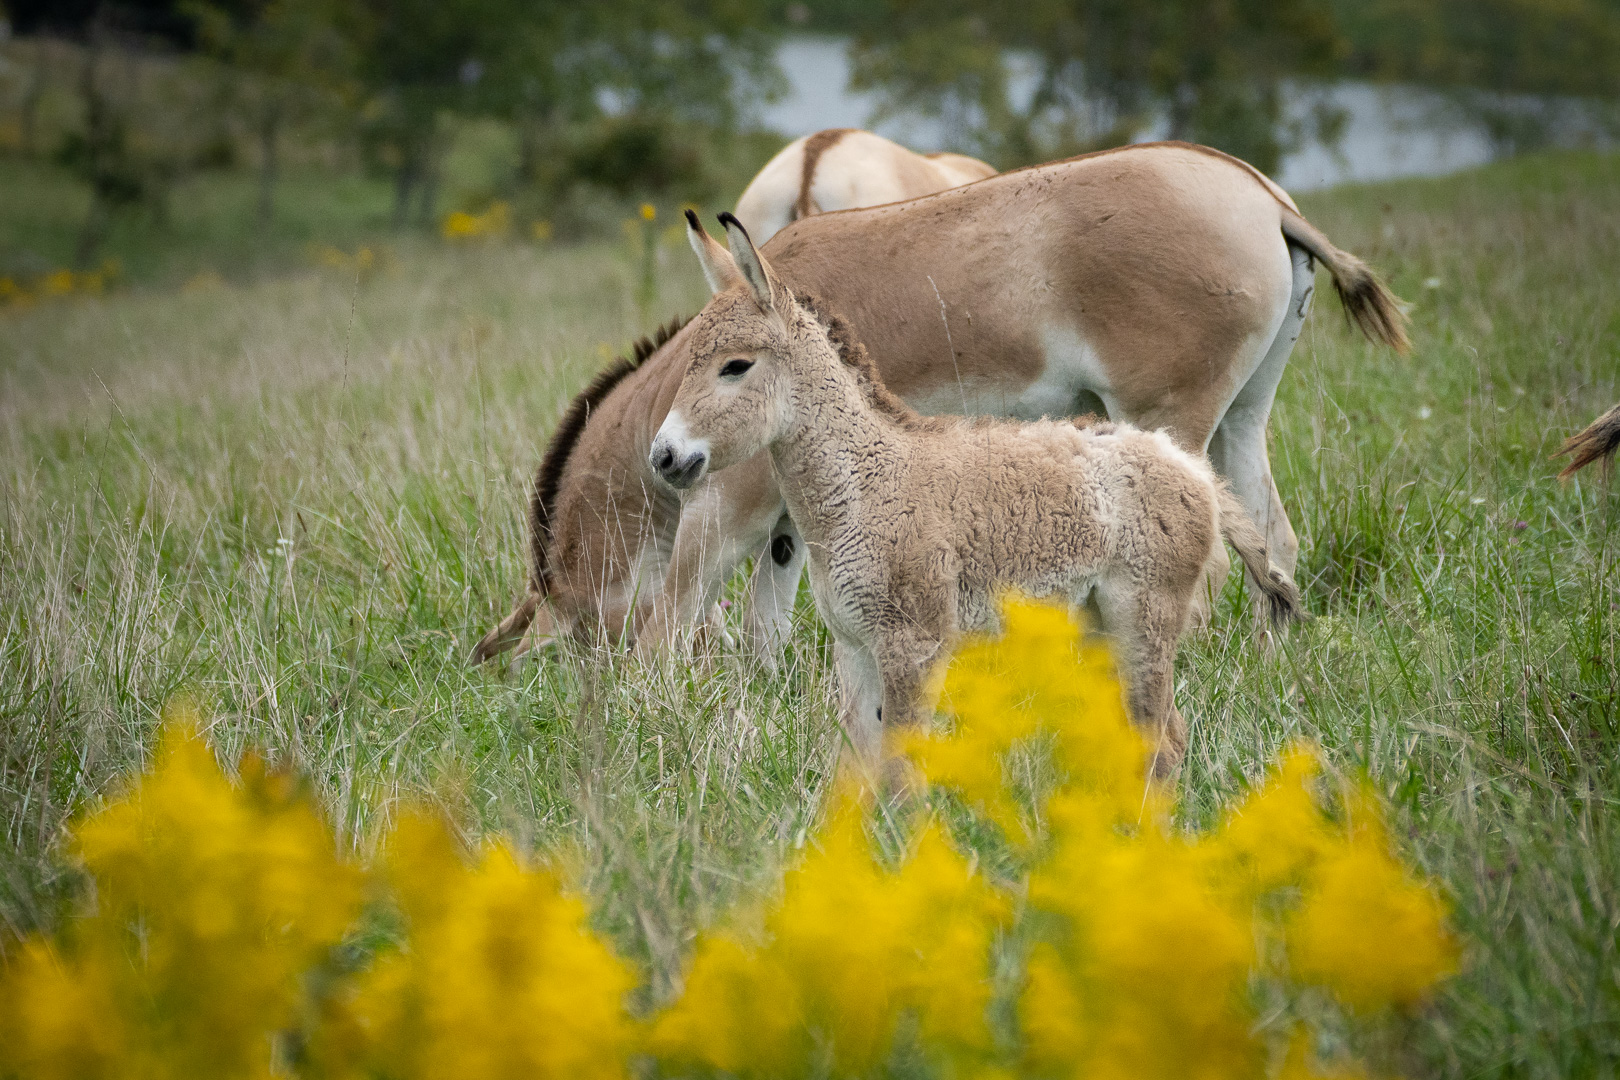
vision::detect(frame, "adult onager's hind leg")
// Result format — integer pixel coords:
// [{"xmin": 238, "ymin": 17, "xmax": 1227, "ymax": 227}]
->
[
  {"xmin": 1205, "ymin": 243, "xmax": 1312, "ymax": 623},
  {"xmin": 1208, "ymin": 244, "xmax": 1311, "ymax": 575}
]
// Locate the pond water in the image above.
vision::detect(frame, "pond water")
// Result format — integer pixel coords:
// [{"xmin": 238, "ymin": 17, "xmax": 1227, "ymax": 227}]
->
[{"xmin": 749, "ymin": 36, "xmax": 1588, "ymax": 191}]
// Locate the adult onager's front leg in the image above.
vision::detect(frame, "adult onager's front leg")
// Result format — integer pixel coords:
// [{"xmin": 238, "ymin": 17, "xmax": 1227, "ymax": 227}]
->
[
  {"xmin": 635, "ymin": 457, "xmax": 782, "ymax": 654},
  {"xmin": 743, "ymin": 515, "xmax": 807, "ymax": 663}
]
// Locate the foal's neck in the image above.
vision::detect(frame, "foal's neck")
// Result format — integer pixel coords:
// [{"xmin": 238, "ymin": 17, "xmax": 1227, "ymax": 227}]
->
[{"xmin": 769, "ymin": 326, "xmax": 905, "ymax": 539}]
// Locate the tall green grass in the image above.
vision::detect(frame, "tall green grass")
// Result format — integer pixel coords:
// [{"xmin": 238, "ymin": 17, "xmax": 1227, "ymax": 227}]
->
[{"xmin": 2, "ymin": 151, "xmax": 1617, "ymax": 1077}]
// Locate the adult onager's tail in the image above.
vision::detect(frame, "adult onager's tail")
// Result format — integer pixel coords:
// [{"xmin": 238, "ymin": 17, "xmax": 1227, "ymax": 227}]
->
[
  {"xmin": 471, "ymin": 591, "xmax": 538, "ymax": 663},
  {"xmin": 1555, "ymin": 403, "xmax": 1620, "ymax": 478},
  {"xmin": 1216, "ymin": 485, "xmax": 1304, "ymax": 627},
  {"xmin": 1279, "ymin": 208, "xmax": 1411, "ymax": 354}
]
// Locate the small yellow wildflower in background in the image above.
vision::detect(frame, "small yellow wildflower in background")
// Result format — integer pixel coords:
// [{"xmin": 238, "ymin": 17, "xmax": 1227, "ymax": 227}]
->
[
  {"xmin": 640, "ymin": 202, "xmax": 657, "ymax": 221},
  {"xmin": 0, "ymin": 260, "xmax": 122, "ymax": 311},
  {"xmin": 39, "ymin": 269, "xmax": 75, "ymax": 298},
  {"xmin": 0, "ymin": 699, "xmax": 363, "ymax": 1079},
  {"xmin": 312, "ymin": 245, "xmax": 384, "ymax": 283},
  {"xmin": 442, "ymin": 201, "xmax": 511, "ymax": 242},
  {"xmin": 313, "ymin": 810, "xmax": 635, "ymax": 1080}
]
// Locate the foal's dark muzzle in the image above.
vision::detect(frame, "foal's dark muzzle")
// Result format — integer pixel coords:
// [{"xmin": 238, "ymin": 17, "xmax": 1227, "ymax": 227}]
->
[{"xmin": 649, "ymin": 441, "xmax": 709, "ymax": 489}]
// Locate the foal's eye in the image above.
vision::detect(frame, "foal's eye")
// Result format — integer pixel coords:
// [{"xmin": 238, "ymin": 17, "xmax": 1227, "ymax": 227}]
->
[{"xmin": 718, "ymin": 358, "xmax": 755, "ymax": 380}]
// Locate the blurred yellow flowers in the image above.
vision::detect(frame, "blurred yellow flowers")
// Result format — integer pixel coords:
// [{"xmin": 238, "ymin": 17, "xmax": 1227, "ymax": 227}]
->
[
  {"xmin": 0, "ymin": 699, "xmax": 362, "ymax": 1079},
  {"xmin": 0, "ymin": 600, "xmax": 1456, "ymax": 1079},
  {"xmin": 441, "ymin": 201, "xmax": 511, "ymax": 242},
  {"xmin": 0, "ymin": 259, "xmax": 121, "ymax": 311},
  {"xmin": 311, "ymin": 244, "xmax": 388, "ymax": 283}
]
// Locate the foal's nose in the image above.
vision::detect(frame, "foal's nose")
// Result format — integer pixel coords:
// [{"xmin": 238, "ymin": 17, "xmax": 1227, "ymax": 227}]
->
[{"xmin": 648, "ymin": 438, "xmax": 709, "ymax": 489}]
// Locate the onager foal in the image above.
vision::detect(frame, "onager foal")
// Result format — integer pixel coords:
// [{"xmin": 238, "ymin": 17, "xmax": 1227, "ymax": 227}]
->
[{"xmin": 653, "ymin": 212, "xmax": 1302, "ymax": 774}]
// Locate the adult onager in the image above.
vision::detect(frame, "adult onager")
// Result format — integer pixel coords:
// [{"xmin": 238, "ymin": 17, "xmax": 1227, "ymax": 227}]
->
[
  {"xmin": 473, "ymin": 142, "xmax": 1405, "ymax": 664},
  {"xmin": 649, "ymin": 212, "xmax": 1301, "ymax": 772},
  {"xmin": 732, "ymin": 128, "xmax": 997, "ymax": 243}
]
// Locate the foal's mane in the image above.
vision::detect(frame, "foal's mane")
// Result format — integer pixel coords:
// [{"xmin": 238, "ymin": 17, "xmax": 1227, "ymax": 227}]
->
[
  {"xmin": 793, "ymin": 291, "xmax": 921, "ymax": 426},
  {"xmin": 527, "ymin": 316, "xmax": 689, "ymax": 595}
]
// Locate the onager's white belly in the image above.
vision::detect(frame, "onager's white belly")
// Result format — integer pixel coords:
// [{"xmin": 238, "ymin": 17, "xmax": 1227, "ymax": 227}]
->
[{"xmin": 907, "ymin": 323, "xmax": 1117, "ymax": 423}]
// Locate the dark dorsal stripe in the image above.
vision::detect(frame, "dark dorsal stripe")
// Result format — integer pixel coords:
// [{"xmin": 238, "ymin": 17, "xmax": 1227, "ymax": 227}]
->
[
  {"xmin": 527, "ymin": 316, "xmax": 689, "ymax": 596},
  {"xmin": 794, "ymin": 128, "xmax": 854, "ymax": 222}
]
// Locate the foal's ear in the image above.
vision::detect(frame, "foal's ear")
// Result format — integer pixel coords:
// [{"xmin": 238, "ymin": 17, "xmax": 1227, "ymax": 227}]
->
[
  {"xmin": 686, "ymin": 209, "xmax": 741, "ymax": 296},
  {"xmin": 718, "ymin": 211, "xmax": 779, "ymax": 316}
]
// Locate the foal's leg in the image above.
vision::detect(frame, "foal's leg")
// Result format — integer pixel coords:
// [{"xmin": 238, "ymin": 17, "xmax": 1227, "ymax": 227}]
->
[
  {"xmin": 1096, "ymin": 573, "xmax": 1193, "ymax": 778},
  {"xmin": 833, "ymin": 639, "xmax": 885, "ymax": 770}
]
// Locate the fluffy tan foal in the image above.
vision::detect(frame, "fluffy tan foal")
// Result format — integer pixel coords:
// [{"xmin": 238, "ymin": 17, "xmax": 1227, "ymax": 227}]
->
[{"xmin": 653, "ymin": 212, "xmax": 1301, "ymax": 774}]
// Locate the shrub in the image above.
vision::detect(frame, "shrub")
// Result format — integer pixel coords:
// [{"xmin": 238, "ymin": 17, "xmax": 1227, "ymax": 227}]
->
[{"xmin": 0, "ymin": 601, "xmax": 1456, "ymax": 1079}]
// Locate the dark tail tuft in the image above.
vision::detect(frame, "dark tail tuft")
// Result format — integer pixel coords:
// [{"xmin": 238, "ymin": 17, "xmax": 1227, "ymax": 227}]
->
[
  {"xmin": 471, "ymin": 591, "xmax": 538, "ymax": 665},
  {"xmin": 1280, "ymin": 207, "xmax": 1411, "ymax": 354},
  {"xmin": 1556, "ymin": 403, "xmax": 1620, "ymax": 479},
  {"xmin": 1216, "ymin": 484, "xmax": 1305, "ymax": 629}
]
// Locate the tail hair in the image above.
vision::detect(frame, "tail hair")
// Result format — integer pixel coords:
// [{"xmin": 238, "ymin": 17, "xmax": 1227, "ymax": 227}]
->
[
  {"xmin": 1279, "ymin": 207, "xmax": 1410, "ymax": 354},
  {"xmin": 1555, "ymin": 402, "xmax": 1620, "ymax": 479},
  {"xmin": 1215, "ymin": 484, "xmax": 1304, "ymax": 628},
  {"xmin": 470, "ymin": 591, "xmax": 538, "ymax": 665}
]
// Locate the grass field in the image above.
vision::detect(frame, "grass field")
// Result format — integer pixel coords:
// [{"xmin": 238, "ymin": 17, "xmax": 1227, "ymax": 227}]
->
[{"xmin": 3, "ymin": 150, "xmax": 1618, "ymax": 1077}]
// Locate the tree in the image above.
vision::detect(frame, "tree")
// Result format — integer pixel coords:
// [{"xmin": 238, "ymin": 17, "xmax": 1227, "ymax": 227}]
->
[
  {"xmin": 848, "ymin": 0, "xmax": 1344, "ymax": 174},
  {"xmin": 184, "ymin": 0, "xmax": 358, "ymax": 223},
  {"xmin": 1333, "ymin": 0, "xmax": 1620, "ymax": 152},
  {"xmin": 347, "ymin": 0, "xmax": 777, "ymax": 228}
]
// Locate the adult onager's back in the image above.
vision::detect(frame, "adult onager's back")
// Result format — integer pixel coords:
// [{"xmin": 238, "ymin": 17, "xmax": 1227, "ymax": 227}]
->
[
  {"xmin": 733, "ymin": 128, "xmax": 997, "ymax": 243},
  {"xmin": 473, "ymin": 143, "xmax": 1404, "ymax": 665},
  {"xmin": 648, "ymin": 212, "xmax": 1301, "ymax": 773}
]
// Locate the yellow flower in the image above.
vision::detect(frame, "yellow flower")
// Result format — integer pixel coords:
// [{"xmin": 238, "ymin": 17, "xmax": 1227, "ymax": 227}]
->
[
  {"xmin": 1290, "ymin": 826, "xmax": 1458, "ymax": 1010},
  {"xmin": 911, "ymin": 596, "xmax": 1147, "ymax": 841},
  {"xmin": 40, "ymin": 268, "xmax": 74, "ymax": 296},
  {"xmin": 651, "ymin": 793, "xmax": 1006, "ymax": 1077},
  {"xmin": 443, "ymin": 201, "xmax": 512, "ymax": 242},
  {"xmin": 313, "ymin": 810, "xmax": 635, "ymax": 1080},
  {"xmin": 0, "ymin": 700, "xmax": 364, "ymax": 1079},
  {"xmin": 640, "ymin": 202, "xmax": 656, "ymax": 221},
  {"xmin": 1214, "ymin": 743, "xmax": 1335, "ymax": 895}
]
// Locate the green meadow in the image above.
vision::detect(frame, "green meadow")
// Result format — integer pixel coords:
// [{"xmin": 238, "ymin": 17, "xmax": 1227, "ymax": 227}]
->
[{"xmin": 2, "ymin": 150, "xmax": 1617, "ymax": 1077}]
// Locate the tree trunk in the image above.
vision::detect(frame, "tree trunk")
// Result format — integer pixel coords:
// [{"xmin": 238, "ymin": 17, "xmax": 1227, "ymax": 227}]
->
[
  {"xmin": 20, "ymin": 46, "xmax": 45, "ymax": 156},
  {"xmin": 257, "ymin": 107, "xmax": 280, "ymax": 225},
  {"xmin": 417, "ymin": 152, "xmax": 441, "ymax": 227},
  {"xmin": 393, "ymin": 154, "xmax": 419, "ymax": 228},
  {"xmin": 75, "ymin": 197, "xmax": 110, "ymax": 269},
  {"xmin": 1168, "ymin": 83, "xmax": 1195, "ymax": 141}
]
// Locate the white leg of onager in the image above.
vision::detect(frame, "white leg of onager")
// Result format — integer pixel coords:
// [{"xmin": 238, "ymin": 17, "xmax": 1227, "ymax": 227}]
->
[
  {"xmin": 637, "ymin": 477, "xmax": 771, "ymax": 657},
  {"xmin": 742, "ymin": 514, "xmax": 806, "ymax": 670},
  {"xmin": 833, "ymin": 639, "xmax": 884, "ymax": 767},
  {"xmin": 1207, "ymin": 242, "xmax": 1311, "ymax": 628}
]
